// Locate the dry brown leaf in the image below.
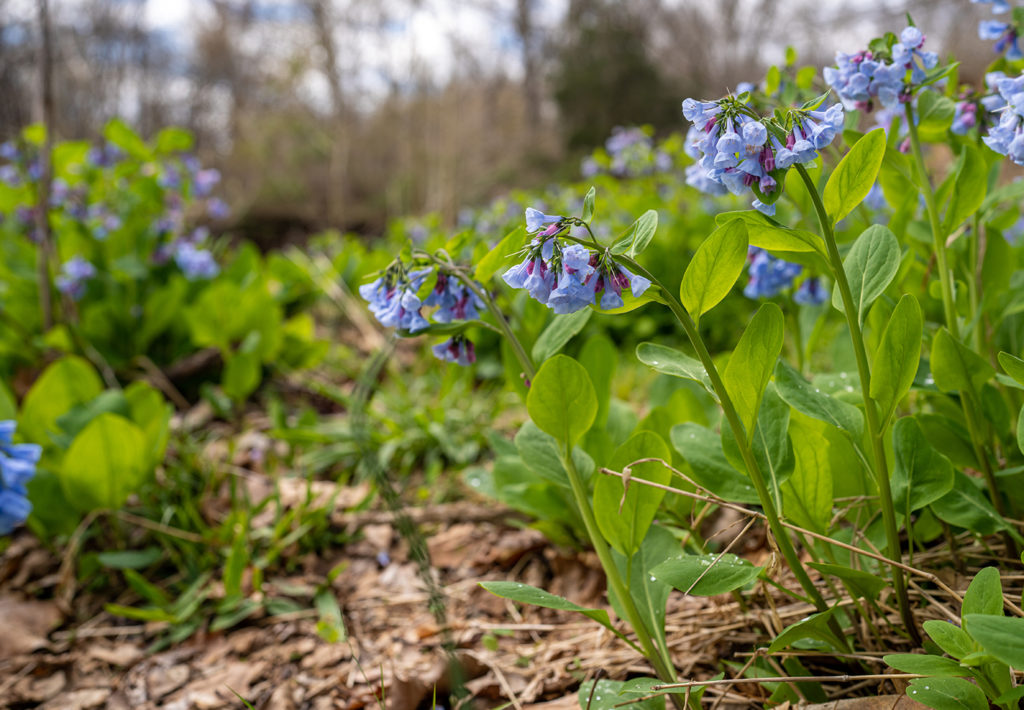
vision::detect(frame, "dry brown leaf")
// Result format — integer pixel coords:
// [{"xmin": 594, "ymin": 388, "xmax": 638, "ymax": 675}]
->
[{"xmin": 0, "ymin": 595, "xmax": 61, "ymax": 658}]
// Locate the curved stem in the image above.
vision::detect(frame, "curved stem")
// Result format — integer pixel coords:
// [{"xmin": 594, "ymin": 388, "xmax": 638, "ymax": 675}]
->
[
  {"xmin": 560, "ymin": 446, "xmax": 683, "ymax": 708},
  {"xmin": 794, "ymin": 164, "xmax": 919, "ymax": 644},
  {"xmin": 611, "ymin": 255, "xmax": 837, "ymax": 620}
]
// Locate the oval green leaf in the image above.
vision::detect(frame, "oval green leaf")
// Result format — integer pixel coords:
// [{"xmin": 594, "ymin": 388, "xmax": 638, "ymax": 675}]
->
[
  {"xmin": 526, "ymin": 355, "xmax": 597, "ymax": 447},
  {"xmin": 823, "ymin": 128, "xmax": 886, "ymax": 224},
  {"xmin": 680, "ymin": 220, "xmax": 749, "ymax": 320}
]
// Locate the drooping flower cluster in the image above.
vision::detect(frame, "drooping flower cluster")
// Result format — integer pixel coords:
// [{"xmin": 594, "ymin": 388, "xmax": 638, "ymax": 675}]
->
[
  {"xmin": 56, "ymin": 256, "xmax": 97, "ymax": 300},
  {"xmin": 743, "ymin": 247, "xmax": 802, "ymax": 299},
  {"xmin": 983, "ymin": 74, "xmax": 1024, "ymax": 164},
  {"xmin": 682, "ymin": 97, "xmax": 843, "ymax": 215},
  {"xmin": 360, "ymin": 266, "xmax": 433, "ymax": 333},
  {"xmin": 974, "ymin": 0, "xmax": 1023, "ymax": 58},
  {"xmin": 502, "ymin": 209, "xmax": 650, "ymax": 314},
  {"xmin": 793, "ymin": 277, "xmax": 829, "ymax": 306},
  {"xmin": 424, "ymin": 272, "xmax": 484, "ymax": 323},
  {"xmin": 0, "ymin": 421, "xmax": 41, "ymax": 535},
  {"xmin": 824, "ymin": 27, "xmax": 939, "ymax": 112},
  {"xmin": 432, "ymin": 335, "xmax": 476, "ymax": 366},
  {"xmin": 175, "ymin": 242, "xmax": 220, "ymax": 280}
]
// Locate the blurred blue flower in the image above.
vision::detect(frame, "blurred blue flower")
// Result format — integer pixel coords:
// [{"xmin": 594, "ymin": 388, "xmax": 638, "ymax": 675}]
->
[
  {"xmin": 56, "ymin": 256, "xmax": 97, "ymax": 300},
  {"xmin": 175, "ymin": 243, "xmax": 220, "ymax": 281},
  {"xmin": 794, "ymin": 277, "xmax": 829, "ymax": 305},
  {"xmin": 0, "ymin": 420, "xmax": 41, "ymax": 535},
  {"xmin": 744, "ymin": 247, "xmax": 801, "ymax": 299},
  {"xmin": 432, "ymin": 336, "xmax": 476, "ymax": 366}
]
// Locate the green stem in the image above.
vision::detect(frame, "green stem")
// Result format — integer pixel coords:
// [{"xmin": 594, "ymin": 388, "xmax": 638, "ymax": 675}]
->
[
  {"xmin": 559, "ymin": 446, "xmax": 683, "ymax": 708},
  {"xmin": 794, "ymin": 164, "xmax": 919, "ymax": 644},
  {"xmin": 906, "ymin": 101, "xmax": 958, "ymax": 338},
  {"xmin": 611, "ymin": 256, "xmax": 839, "ymax": 625}
]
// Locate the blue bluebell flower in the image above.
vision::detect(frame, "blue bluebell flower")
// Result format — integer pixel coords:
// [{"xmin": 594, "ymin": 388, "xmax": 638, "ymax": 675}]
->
[
  {"xmin": 0, "ymin": 165, "xmax": 20, "ymax": 186},
  {"xmin": 0, "ymin": 421, "xmax": 40, "ymax": 535},
  {"xmin": 744, "ymin": 247, "xmax": 802, "ymax": 299},
  {"xmin": 864, "ymin": 183, "xmax": 888, "ymax": 210},
  {"xmin": 193, "ymin": 168, "xmax": 221, "ymax": 198},
  {"xmin": 972, "ymin": 0, "xmax": 1011, "ymax": 12},
  {"xmin": 976, "ymin": 0, "xmax": 1023, "ymax": 58},
  {"xmin": 207, "ymin": 198, "xmax": 231, "ymax": 220},
  {"xmin": 424, "ymin": 272, "xmax": 484, "ymax": 323},
  {"xmin": 56, "ymin": 256, "xmax": 97, "ymax": 300},
  {"xmin": 793, "ymin": 277, "xmax": 829, "ymax": 305},
  {"xmin": 891, "ymin": 27, "xmax": 939, "ymax": 84},
  {"xmin": 0, "ymin": 141, "xmax": 18, "ymax": 161},
  {"xmin": 175, "ymin": 243, "xmax": 220, "ymax": 280},
  {"xmin": 983, "ymin": 74, "xmax": 1024, "ymax": 164},
  {"xmin": 525, "ymin": 207, "xmax": 562, "ymax": 235},
  {"xmin": 360, "ymin": 266, "xmax": 432, "ymax": 332},
  {"xmin": 432, "ymin": 335, "xmax": 476, "ymax": 366}
]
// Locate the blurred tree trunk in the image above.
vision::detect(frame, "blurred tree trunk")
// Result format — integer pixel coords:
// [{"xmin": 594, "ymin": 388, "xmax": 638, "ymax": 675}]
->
[{"xmin": 514, "ymin": 0, "xmax": 541, "ymax": 134}]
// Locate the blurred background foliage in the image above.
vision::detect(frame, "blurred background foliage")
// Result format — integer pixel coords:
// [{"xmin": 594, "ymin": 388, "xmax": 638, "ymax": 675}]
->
[{"xmin": 0, "ymin": 0, "xmax": 997, "ymax": 241}]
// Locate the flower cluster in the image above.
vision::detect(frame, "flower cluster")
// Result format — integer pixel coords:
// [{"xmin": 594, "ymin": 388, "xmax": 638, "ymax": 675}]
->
[
  {"xmin": 0, "ymin": 421, "xmax": 41, "ymax": 535},
  {"xmin": 424, "ymin": 272, "xmax": 484, "ymax": 323},
  {"xmin": 56, "ymin": 256, "xmax": 97, "ymax": 300},
  {"xmin": 175, "ymin": 242, "xmax": 220, "ymax": 280},
  {"xmin": 682, "ymin": 97, "xmax": 843, "ymax": 215},
  {"xmin": 983, "ymin": 74, "xmax": 1024, "ymax": 164},
  {"xmin": 744, "ymin": 247, "xmax": 802, "ymax": 299},
  {"xmin": 502, "ymin": 209, "xmax": 650, "ymax": 314},
  {"xmin": 360, "ymin": 266, "xmax": 432, "ymax": 333},
  {"xmin": 432, "ymin": 335, "xmax": 476, "ymax": 366},
  {"xmin": 824, "ymin": 27, "xmax": 938, "ymax": 111},
  {"xmin": 974, "ymin": 0, "xmax": 1023, "ymax": 58},
  {"xmin": 581, "ymin": 127, "xmax": 674, "ymax": 179}
]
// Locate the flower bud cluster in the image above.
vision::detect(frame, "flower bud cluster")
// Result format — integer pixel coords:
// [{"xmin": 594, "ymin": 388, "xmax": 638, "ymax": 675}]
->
[
  {"xmin": 502, "ymin": 209, "xmax": 651, "ymax": 313},
  {"xmin": 682, "ymin": 97, "xmax": 843, "ymax": 215},
  {"xmin": 974, "ymin": 0, "xmax": 1022, "ymax": 58}
]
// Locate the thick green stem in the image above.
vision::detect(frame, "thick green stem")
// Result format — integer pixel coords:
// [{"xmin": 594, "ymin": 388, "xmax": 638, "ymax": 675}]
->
[
  {"xmin": 560, "ymin": 446, "xmax": 683, "ymax": 707},
  {"xmin": 794, "ymin": 164, "xmax": 919, "ymax": 644},
  {"xmin": 613, "ymin": 256, "xmax": 839, "ymax": 627}
]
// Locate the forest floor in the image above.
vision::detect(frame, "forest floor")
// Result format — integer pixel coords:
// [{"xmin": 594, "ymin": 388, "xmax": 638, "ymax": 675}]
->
[{"xmin": 0, "ymin": 479, "xmax": 961, "ymax": 710}]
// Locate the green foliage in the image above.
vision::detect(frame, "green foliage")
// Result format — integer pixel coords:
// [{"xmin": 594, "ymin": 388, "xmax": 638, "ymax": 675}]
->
[
  {"xmin": 679, "ymin": 220, "xmax": 748, "ymax": 321},
  {"xmin": 722, "ymin": 304, "xmax": 784, "ymax": 440},
  {"xmin": 831, "ymin": 224, "xmax": 901, "ymax": 324},
  {"xmin": 823, "ymin": 128, "xmax": 886, "ymax": 224},
  {"xmin": 526, "ymin": 355, "xmax": 598, "ymax": 447}
]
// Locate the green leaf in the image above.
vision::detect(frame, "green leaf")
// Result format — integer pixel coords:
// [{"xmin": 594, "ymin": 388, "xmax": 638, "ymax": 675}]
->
[
  {"xmin": 97, "ymin": 548, "xmax": 163, "ymax": 570},
  {"xmin": 123, "ymin": 382, "xmax": 172, "ymax": 471},
  {"xmin": 884, "ymin": 654, "xmax": 970, "ymax": 677},
  {"xmin": 608, "ymin": 526, "xmax": 676, "ymax": 658},
  {"xmin": 531, "ymin": 309, "xmax": 592, "ymax": 363},
  {"xmin": 60, "ymin": 413, "xmax": 149, "ymax": 512},
  {"xmin": 773, "ymin": 360, "xmax": 864, "ymax": 440},
  {"xmin": 823, "ymin": 128, "xmax": 887, "ymax": 224},
  {"xmin": 905, "ymin": 677, "xmax": 989, "ymax": 710},
  {"xmin": 931, "ymin": 329, "xmax": 996, "ymax": 394},
  {"xmin": 891, "ymin": 417, "xmax": 955, "ymax": 514},
  {"xmin": 782, "ymin": 415, "xmax": 835, "ymax": 534},
  {"xmin": 474, "ymin": 227, "xmax": 524, "ymax": 282},
  {"xmin": 514, "ymin": 421, "xmax": 594, "ymax": 488},
  {"xmin": 103, "ymin": 118, "xmax": 150, "ymax": 159},
  {"xmin": 635, "ymin": 342, "xmax": 716, "ymax": 399},
  {"xmin": 768, "ymin": 609, "xmax": 844, "ymax": 652},
  {"xmin": 650, "ymin": 553, "xmax": 762, "ymax": 596},
  {"xmin": 916, "ymin": 91, "xmax": 957, "ymax": 140},
  {"xmin": 223, "ymin": 351, "xmax": 262, "ymax": 402},
  {"xmin": 0, "ymin": 380, "xmax": 16, "ymax": 421},
  {"xmin": 931, "ymin": 471, "xmax": 1010, "ymax": 536},
  {"xmin": 997, "ymin": 352, "xmax": 1024, "ymax": 387},
  {"xmin": 722, "ymin": 385, "xmax": 793, "ymax": 492},
  {"xmin": 526, "ymin": 355, "xmax": 597, "ymax": 447},
  {"xmin": 808, "ymin": 563, "xmax": 887, "ymax": 601},
  {"xmin": 611, "ymin": 210, "xmax": 659, "ymax": 258},
  {"xmin": 923, "ymin": 619, "xmax": 975, "ymax": 659},
  {"xmin": 715, "ymin": 211, "xmax": 825, "ymax": 255},
  {"xmin": 680, "ymin": 220, "xmax": 749, "ymax": 320},
  {"xmin": 314, "ymin": 589, "xmax": 347, "ymax": 643},
  {"xmin": 579, "ymin": 680, "xmax": 666, "ymax": 710},
  {"xmin": 670, "ymin": 423, "xmax": 760, "ymax": 504},
  {"xmin": 579, "ymin": 335, "xmax": 617, "ymax": 427},
  {"xmin": 943, "ymin": 145, "xmax": 987, "ymax": 234},
  {"xmin": 723, "ymin": 304, "xmax": 785, "ymax": 441},
  {"xmin": 481, "ymin": 581, "xmax": 617, "ymax": 633},
  {"xmin": 831, "ymin": 224, "xmax": 901, "ymax": 324},
  {"xmin": 871, "ymin": 295, "xmax": 923, "ymax": 421},
  {"xmin": 19, "ymin": 356, "xmax": 103, "ymax": 445},
  {"xmin": 593, "ymin": 432, "xmax": 672, "ymax": 556},
  {"xmin": 962, "ymin": 567, "xmax": 1004, "ymax": 619},
  {"xmin": 582, "ymin": 186, "xmax": 596, "ymax": 222},
  {"xmin": 1018, "ymin": 403, "xmax": 1024, "ymax": 456}
]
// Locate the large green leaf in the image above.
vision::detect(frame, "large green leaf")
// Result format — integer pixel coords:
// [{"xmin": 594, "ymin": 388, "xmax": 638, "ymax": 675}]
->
[
  {"xmin": 19, "ymin": 356, "xmax": 103, "ymax": 445},
  {"xmin": 526, "ymin": 354, "xmax": 597, "ymax": 447},
  {"xmin": 808, "ymin": 563, "xmax": 886, "ymax": 601},
  {"xmin": 635, "ymin": 342, "xmax": 716, "ymax": 399},
  {"xmin": 871, "ymin": 294, "xmax": 923, "ymax": 422},
  {"xmin": 514, "ymin": 421, "xmax": 594, "ymax": 488},
  {"xmin": 831, "ymin": 224, "xmax": 901, "ymax": 324},
  {"xmin": 998, "ymin": 352, "xmax": 1024, "ymax": 387},
  {"xmin": 578, "ymin": 680, "xmax": 665, "ymax": 710},
  {"xmin": 923, "ymin": 619, "xmax": 974, "ymax": 660},
  {"xmin": 722, "ymin": 385, "xmax": 794, "ymax": 493},
  {"xmin": 883, "ymin": 654, "xmax": 970, "ymax": 677},
  {"xmin": 823, "ymin": 128, "xmax": 886, "ymax": 224},
  {"xmin": 60, "ymin": 413, "xmax": 149, "ymax": 512},
  {"xmin": 670, "ymin": 423, "xmax": 759, "ymax": 504},
  {"xmin": 943, "ymin": 145, "xmax": 987, "ymax": 234},
  {"xmin": 931, "ymin": 471, "xmax": 1010, "ymax": 535},
  {"xmin": 723, "ymin": 304, "xmax": 785, "ymax": 441},
  {"xmin": 904, "ymin": 677, "xmax": 988, "ymax": 710},
  {"xmin": 781, "ymin": 414, "xmax": 834, "ymax": 534},
  {"xmin": 578, "ymin": 334, "xmax": 617, "ymax": 427},
  {"xmin": 891, "ymin": 417, "xmax": 955, "ymax": 514},
  {"xmin": 650, "ymin": 552, "xmax": 762, "ymax": 596},
  {"xmin": 773, "ymin": 360, "xmax": 864, "ymax": 440},
  {"xmin": 768, "ymin": 609, "xmax": 844, "ymax": 652},
  {"xmin": 961, "ymin": 567, "xmax": 1004, "ymax": 619},
  {"xmin": 531, "ymin": 309, "xmax": 592, "ymax": 363},
  {"xmin": 611, "ymin": 210, "xmax": 659, "ymax": 258},
  {"xmin": 931, "ymin": 329, "xmax": 995, "ymax": 394},
  {"xmin": 963, "ymin": 615, "xmax": 1024, "ymax": 669},
  {"xmin": 680, "ymin": 220, "xmax": 748, "ymax": 321},
  {"xmin": 593, "ymin": 431, "xmax": 672, "ymax": 556},
  {"xmin": 715, "ymin": 211, "xmax": 825, "ymax": 255}
]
